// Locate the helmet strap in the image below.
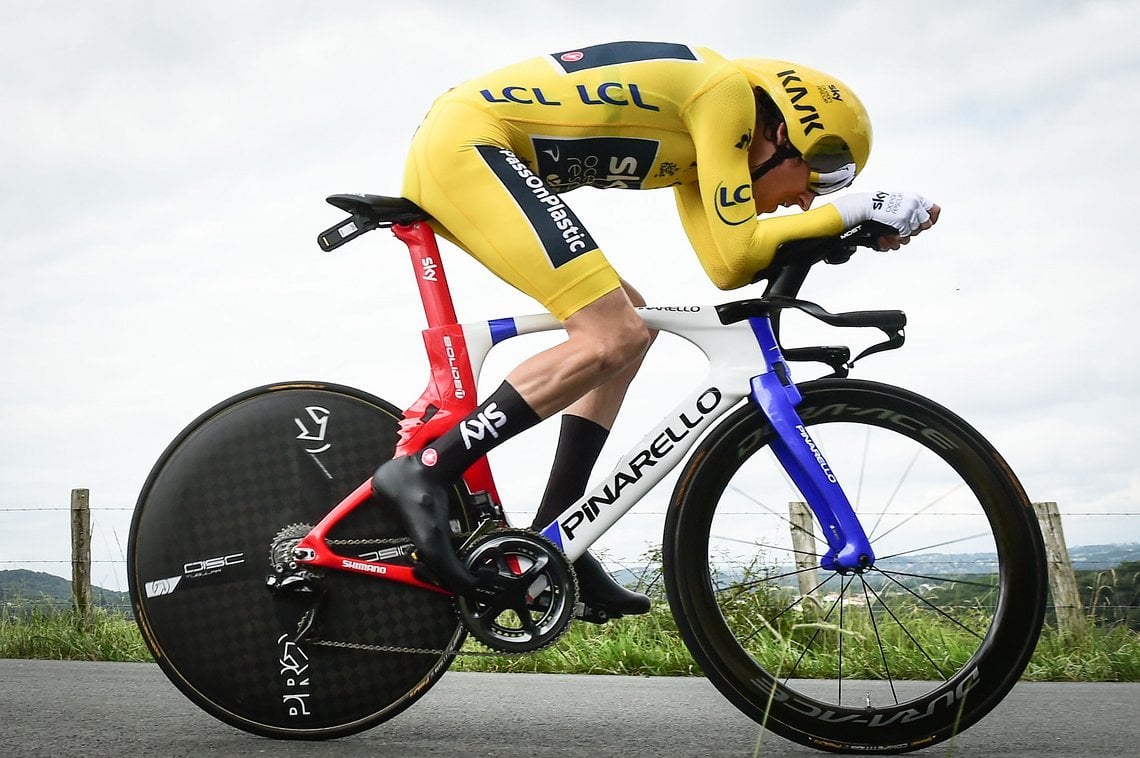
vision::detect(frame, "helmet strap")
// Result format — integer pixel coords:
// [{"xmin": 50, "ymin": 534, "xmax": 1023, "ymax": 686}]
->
[{"xmin": 749, "ymin": 141, "xmax": 800, "ymax": 183}]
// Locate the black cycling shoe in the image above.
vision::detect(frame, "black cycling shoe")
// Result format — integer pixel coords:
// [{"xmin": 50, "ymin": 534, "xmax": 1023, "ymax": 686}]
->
[
  {"xmin": 573, "ymin": 551, "xmax": 651, "ymax": 621},
  {"xmin": 371, "ymin": 455, "xmax": 483, "ymax": 597}
]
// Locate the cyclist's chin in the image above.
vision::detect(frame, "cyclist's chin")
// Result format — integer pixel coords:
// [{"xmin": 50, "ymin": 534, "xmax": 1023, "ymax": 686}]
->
[{"xmin": 756, "ymin": 201, "xmax": 779, "ymax": 215}]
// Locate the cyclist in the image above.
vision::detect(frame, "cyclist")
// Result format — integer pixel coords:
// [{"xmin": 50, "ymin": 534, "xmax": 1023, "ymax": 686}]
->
[{"xmin": 373, "ymin": 41, "xmax": 940, "ymax": 617}]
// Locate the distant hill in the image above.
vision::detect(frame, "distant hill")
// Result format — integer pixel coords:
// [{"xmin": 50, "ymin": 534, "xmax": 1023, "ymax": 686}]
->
[
  {"xmin": 611, "ymin": 543, "xmax": 1140, "ymax": 587},
  {"xmin": 1068, "ymin": 544, "xmax": 1140, "ymax": 571},
  {"xmin": 0, "ymin": 569, "xmax": 131, "ymax": 614}
]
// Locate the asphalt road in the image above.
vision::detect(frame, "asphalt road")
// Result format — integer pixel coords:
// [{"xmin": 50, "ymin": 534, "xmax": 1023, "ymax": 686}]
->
[{"xmin": 2, "ymin": 660, "xmax": 1136, "ymax": 757}]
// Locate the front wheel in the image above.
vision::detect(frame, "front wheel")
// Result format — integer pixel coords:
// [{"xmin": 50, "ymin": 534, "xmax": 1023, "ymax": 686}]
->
[{"xmin": 663, "ymin": 379, "xmax": 1046, "ymax": 754}]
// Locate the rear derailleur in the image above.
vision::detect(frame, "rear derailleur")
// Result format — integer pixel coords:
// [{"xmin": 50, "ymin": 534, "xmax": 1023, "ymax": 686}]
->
[{"xmin": 265, "ymin": 523, "xmax": 325, "ymax": 643}]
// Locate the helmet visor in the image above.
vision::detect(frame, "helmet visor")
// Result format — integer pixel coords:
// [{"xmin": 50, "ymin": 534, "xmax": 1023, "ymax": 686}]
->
[
  {"xmin": 809, "ymin": 162, "xmax": 856, "ymax": 195},
  {"xmin": 805, "ymin": 146, "xmax": 856, "ymax": 195}
]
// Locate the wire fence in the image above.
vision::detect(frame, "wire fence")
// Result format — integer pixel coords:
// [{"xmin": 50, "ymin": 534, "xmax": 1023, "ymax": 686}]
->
[{"xmin": 2, "ymin": 499, "xmax": 1138, "ymax": 627}]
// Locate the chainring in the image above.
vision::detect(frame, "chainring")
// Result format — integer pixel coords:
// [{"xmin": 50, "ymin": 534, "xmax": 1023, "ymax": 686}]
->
[{"xmin": 455, "ymin": 528, "xmax": 577, "ymax": 654}]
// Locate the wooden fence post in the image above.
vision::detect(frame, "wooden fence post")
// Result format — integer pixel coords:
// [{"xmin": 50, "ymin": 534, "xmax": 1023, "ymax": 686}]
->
[
  {"xmin": 70, "ymin": 488, "xmax": 92, "ymax": 630},
  {"xmin": 1032, "ymin": 501, "xmax": 1088, "ymax": 637},
  {"xmin": 789, "ymin": 502, "xmax": 821, "ymax": 615}
]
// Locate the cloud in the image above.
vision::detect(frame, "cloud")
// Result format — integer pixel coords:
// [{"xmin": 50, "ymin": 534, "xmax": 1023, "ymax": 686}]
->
[{"xmin": 2, "ymin": 2, "xmax": 1137, "ymax": 590}]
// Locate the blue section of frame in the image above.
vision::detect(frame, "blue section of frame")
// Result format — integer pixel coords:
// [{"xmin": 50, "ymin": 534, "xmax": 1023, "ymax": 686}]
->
[
  {"xmin": 746, "ymin": 316, "xmax": 875, "ymax": 572},
  {"xmin": 488, "ymin": 318, "xmax": 518, "ymax": 345},
  {"xmin": 541, "ymin": 523, "xmax": 563, "ymax": 550}
]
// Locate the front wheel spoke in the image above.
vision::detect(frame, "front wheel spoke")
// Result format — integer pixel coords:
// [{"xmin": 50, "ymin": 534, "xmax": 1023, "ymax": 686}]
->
[
  {"xmin": 877, "ymin": 567, "xmax": 998, "ymax": 592},
  {"xmin": 872, "ymin": 476, "xmax": 964, "ymax": 543},
  {"xmin": 782, "ymin": 578, "xmax": 846, "ymax": 685},
  {"xmin": 873, "ymin": 568, "xmax": 987, "ymax": 641},
  {"xmin": 709, "ymin": 534, "xmax": 824, "ymax": 560},
  {"xmin": 875, "ymin": 531, "xmax": 995, "ymax": 561},
  {"xmin": 863, "ymin": 580, "xmax": 950, "ymax": 680},
  {"xmin": 730, "ymin": 571, "xmax": 836, "ymax": 650},
  {"xmin": 714, "ymin": 564, "xmax": 827, "ymax": 598},
  {"xmin": 861, "ymin": 577, "xmax": 899, "ymax": 704},
  {"xmin": 727, "ymin": 485, "xmax": 832, "ymax": 550},
  {"xmin": 867, "ymin": 447, "xmax": 921, "ymax": 540},
  {"xmin": 837, "ymin": 577, "xmax": 846, "ymax": 703}
]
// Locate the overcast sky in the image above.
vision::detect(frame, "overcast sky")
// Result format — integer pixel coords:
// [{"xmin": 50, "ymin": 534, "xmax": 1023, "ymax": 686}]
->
[{"xmin": 3, "ymin": 1, "xmax": 1138, "ymax": 592}]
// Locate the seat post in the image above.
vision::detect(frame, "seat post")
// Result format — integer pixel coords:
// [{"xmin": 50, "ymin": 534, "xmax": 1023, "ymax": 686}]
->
[{"xmin": 392, "ymin": 222, "xmax": 458, "ymax": 327}]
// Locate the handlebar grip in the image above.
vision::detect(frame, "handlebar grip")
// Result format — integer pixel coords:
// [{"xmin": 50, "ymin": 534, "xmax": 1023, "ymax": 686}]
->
[
  {"xmin": 827, "ymin": 308, "xmax": 906, "ymax": 331},
  {"xmin": 840, "ymin": 220, "xmax": 901, "ymax": 247}
]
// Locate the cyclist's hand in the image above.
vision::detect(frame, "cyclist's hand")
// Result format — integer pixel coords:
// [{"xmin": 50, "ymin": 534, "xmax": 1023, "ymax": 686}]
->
[
  {"xmin": 831, "ymin": 192, "xmax": 940, "ymax": 249},
  {"xmin": 875, "ymin": 201, "xmax": 940, "ymax": 251}
]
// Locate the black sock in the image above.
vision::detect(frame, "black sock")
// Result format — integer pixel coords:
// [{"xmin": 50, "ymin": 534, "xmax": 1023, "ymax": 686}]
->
[
  {"xmin": 417, "ymin": 381, "xmax": 541, "ymax": 481},
  {"xmin": 532, "ymin": 415, "xmax": 610, "ymax": 530}
]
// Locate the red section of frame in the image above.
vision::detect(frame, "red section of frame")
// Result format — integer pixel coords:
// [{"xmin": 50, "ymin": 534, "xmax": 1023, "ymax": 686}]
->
[
  {"xmin": 394, "ymin": 222, "xmax": 457, "ymax": 328},
  {"xmin": 292, "ymin": 482, "xmax": 449, "ymax": 595},
  {"xmin": 291, "ymin": 221, "xmax": 503, "ymax": 592}
]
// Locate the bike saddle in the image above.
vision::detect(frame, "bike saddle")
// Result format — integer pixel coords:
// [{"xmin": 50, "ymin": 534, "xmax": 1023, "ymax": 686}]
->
[
  {"xmin": 325, "ymin": 194, "xmax": 430, "ymax": 225},
  {"xmin": 319, "ymin": 194, "xmax": 432, "ymax": 251}
]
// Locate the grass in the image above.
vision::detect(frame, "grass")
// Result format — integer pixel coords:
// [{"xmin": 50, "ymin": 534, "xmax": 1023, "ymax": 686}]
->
[
  {"xmin": 3, "ymin": 598, "xmax": 1138, "ymax": 682},
  {"xmin": 4, "ymin": 549, "xmax": 1139, "ymax": 680},
  {"xmin": 1, "ymin": 605, "xmax": 149, "ymax": 662},
  {"xmin": 450, "ymin": 601, "xmax": 701, "ymax": 675},
  {"xmin": 1024, "ymin": 624, "xmax": 1140, "ymax": 681},
  {"xmin": 450, "ymin": 604, "xmax": 1140, "ymax": 682}
]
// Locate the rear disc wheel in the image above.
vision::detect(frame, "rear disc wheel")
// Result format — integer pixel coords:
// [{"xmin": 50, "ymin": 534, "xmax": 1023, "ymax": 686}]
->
[{"xmin": 128, "ymin": 382, "xmax": 471, "ymax": 739}]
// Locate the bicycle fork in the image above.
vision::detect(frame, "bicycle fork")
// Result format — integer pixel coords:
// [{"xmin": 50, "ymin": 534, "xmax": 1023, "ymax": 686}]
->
[{"xmin": 748, "ymin": 316, "xmax": 876, "ymax": 573}]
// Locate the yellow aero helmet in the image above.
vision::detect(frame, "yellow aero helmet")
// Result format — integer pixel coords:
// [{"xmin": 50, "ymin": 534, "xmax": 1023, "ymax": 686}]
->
[{"xmin": 733, "ymin": 59, "xmax": 872, "ymax": 194}]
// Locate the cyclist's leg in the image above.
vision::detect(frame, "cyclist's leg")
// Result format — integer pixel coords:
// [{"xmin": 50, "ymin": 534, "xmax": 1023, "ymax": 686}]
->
[
  {"xmin": 528, "ymin": 279, "xmax": 656, "ymax": 616},
  {"xmin": 559, "ymin": 279, "xmax": 657, "ymax": 428},
  {"xmin": 377, "ymin": 100, "xmax": 649, "ymax": 593},
  {"xmin": 530, "ymin": 399, "xmax": 653, "ymax": 618},
  {"xmin": 504, "ymin": 286, "xmax": 650, "ymax": 417},
  {"xmin": 372, "ymin": 289, "xmax": 649, "ymax": 594}
]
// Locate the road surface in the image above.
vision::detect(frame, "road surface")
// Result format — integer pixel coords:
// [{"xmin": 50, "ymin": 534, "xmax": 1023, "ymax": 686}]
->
[{"xmin": 2, "ymin": 660, "xmax": 1136, "ymax": 756}]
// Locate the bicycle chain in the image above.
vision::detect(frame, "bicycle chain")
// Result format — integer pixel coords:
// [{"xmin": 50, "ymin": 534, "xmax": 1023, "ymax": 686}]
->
[
  {"xmin": 325, "ymin": 534, "xmax": 472, "ymax": 546},
  {"xmin": 305, "ymin": 533, "xmax": 529, "ymax": 658},
  {"xmin": 308, "ymin": 638, "xmax": 528, "ymax": 657}
]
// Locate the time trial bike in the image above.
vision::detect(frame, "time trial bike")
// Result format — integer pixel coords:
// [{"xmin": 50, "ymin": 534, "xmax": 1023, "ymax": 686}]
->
[{"xmin": 127, "ymin": 193, "xmax": 1047, "ymax": 754}]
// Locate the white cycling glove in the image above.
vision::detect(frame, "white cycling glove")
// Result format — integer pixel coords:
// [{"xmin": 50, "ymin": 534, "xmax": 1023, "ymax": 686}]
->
[{"xmin": 830, "ymin": 191, "xmax": 935, "ymax": 236}]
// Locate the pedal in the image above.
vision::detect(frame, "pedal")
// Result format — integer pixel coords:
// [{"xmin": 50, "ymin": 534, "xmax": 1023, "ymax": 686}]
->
[
  {"xmin": 408, "ymin": 554, "xmax": 444, "ymax": 589},
  {"xmin": 573, "ymin": 601, "xmax": 621, "ymax": 625},
  {"xmin": 466, "ymin": 490, "xmax": 504, "ymax": 524}
]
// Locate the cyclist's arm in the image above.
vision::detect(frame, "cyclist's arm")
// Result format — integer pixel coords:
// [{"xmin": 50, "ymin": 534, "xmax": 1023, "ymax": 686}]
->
[
  {"xmin": 677, "ymin": 73, "xmax": 845, "ymax": 289},
  {"xmin": 674, "ymin": 184, "xmax": 843, "ymax": 289}
]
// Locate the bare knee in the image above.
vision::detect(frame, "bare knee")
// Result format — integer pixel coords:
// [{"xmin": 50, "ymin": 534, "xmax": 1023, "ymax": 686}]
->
[
  {"xmin": 564, "ymin": 287, "xmax": 651, "ymax": 375},
  {"xmin": 608, "ymin": 310, "xmax": 651, "ymax": 366},
  {"xmin": 580, "ymin": 308, "xmax": 649, "ymax": 376}
]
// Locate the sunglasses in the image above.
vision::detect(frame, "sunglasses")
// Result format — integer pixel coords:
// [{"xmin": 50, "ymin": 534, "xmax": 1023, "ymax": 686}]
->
[{"xmin": 750, "ymin": 141, "xmax": 857, "ymax": 196}]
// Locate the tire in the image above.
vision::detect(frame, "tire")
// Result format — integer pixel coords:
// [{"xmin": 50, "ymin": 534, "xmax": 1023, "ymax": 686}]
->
[
  {"xmin": 663, "ymin": 379, "xmax": 1046, "ymax": 754},
  {"xmin": 127, "ymin": 382, "xmax": 471, "ymax": 739}
]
